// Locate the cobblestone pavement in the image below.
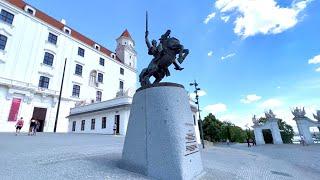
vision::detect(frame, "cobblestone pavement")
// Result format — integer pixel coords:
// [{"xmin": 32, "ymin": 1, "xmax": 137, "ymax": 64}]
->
[{"xmin": 0, "ymin": 133, "xmax": 319, "ymax": 180}]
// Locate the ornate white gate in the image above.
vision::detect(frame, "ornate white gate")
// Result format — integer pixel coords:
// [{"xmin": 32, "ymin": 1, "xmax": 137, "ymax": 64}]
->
[{"xmin": 252, "ymin": 110, "xmax": 283, "ymax": 145}]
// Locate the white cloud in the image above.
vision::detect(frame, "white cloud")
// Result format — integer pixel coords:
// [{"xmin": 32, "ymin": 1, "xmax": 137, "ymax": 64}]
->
[
  {"xmin": 204, "ymin": 103, "xmax": 227, "ymax": 114},
  {"xmin": 277, "ymin": 86, "xmax": 281, "ymax": 89},
  {"xmin": 207, "ymin": 51, "xmax": 213, "ymax": 57},
  {"xmin": 316, "ymin": 67, "xmax": 320, "ymax": 72},
  {"xmin": 221, "ymin": 53, "xmax": 236, "ymax": 60},
  {"xmin": 190, "ymin": 90, "xmax": 207, "ymax": 99},
  {"xmin": 221, "ymin": 16, "xmax": 230, "ymax": 23},
  {"xmin": 260, "ymin": 98, "xmax": 283, "ymax": 108},
  {"xmin": 214, "ymin": 0, "xmax": 312, "ymax": 38},
  {"xmin": 308, "ymin": 55, "xmax": 320, "ymax": 64},
  {"xmin": 241, "ymin": 94, "xmax": 262, "ymax": 104},
  {"xmin": 203, "ymin": 12, "xmax": 216, "ymax": 24}
]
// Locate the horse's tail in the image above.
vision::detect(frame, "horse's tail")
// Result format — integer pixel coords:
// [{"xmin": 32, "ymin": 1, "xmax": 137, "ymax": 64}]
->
[{"xmin": 139, "ymin": 68, "xmax": 147, "ymax": 82}]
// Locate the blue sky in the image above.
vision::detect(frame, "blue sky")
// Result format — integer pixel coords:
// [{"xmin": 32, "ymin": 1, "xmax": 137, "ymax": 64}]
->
[{"xmin": 25, "ymin": 0, "xmax": 320, "ymax": 129}]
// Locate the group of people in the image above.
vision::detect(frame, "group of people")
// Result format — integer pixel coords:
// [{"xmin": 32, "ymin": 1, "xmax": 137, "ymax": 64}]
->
[
  {"xmin": 246, "ymin": 138, "xmax": 256, "ymax": 147},
  {"xmin": 15, "ymin": 117, "xmax": 40, "ymax": 136}
]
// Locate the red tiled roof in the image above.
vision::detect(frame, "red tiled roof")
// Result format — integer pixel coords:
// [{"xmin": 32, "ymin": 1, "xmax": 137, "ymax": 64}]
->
[
  {"xmin": 6, "ymin": 0, "xmax": 124, "ymax": 62},
  {"xmin": 120, "ymin": 29, "xmax": 132, "ymax": 39}
]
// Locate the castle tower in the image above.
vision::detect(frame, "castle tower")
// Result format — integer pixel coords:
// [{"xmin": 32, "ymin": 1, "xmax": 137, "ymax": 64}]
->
[{"xmin": 116, "ymin": 29, "xmax": 137, "ymax": 69}]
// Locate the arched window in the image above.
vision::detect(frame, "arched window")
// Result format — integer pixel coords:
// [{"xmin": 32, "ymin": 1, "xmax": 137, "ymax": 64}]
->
[{"xmin": 89, "ymin": 70, "xmax": 97, "ymax": 87}]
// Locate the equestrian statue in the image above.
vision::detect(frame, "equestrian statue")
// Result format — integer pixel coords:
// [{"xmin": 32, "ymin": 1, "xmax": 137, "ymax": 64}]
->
[{"xmin": 139, "ymin": 12, "xmax": 189, "ymax": 87}]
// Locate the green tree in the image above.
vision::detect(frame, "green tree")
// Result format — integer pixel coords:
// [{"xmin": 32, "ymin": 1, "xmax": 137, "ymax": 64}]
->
[
  {"xmin": 202, "ymin": 114, "xmax": 248, "ymax": 143},
  {"xmin": 278, "ymin": 119, "xmax": 294, "ymax": 143},
  {"xmin": 202, "ymin": 113, "xmax": 222, "ymax": 142}
]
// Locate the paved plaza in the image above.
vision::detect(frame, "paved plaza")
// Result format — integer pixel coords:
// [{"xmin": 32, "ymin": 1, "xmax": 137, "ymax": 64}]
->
[{"xmin": 0, "ymin": 133, "xmax": 319, "ymax": 180}]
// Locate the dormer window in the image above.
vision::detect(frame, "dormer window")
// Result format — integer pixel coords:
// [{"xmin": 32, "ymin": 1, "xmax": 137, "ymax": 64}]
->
[
  {"xmin": 63, "ymin": 27, "xmax": 71, "ymax": 35},
  {"xmin": 27, "ymin": 9, "xmax": 34, "ymax": 15},
  {"xmin": 94, "ymin": 44, "xmax": 100, "ymax": 51},
  {"xmin": 24, "ymin": 5, "xmax": 36, "ymax": 16}
]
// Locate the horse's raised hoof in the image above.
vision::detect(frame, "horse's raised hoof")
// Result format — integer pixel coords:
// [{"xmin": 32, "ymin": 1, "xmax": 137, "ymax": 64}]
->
[{"xmin": 174, "ymin": 67, "xmax": 184, "ymax": 71}]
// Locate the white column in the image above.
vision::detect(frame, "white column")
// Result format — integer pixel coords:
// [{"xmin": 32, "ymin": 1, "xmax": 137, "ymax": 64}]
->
[{"xmin": 271, "ymin": 120, "xmax": 283, "ymax": 144}]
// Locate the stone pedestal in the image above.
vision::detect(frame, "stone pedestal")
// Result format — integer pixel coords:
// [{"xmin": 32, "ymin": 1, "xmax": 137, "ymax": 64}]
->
[{"xmin": 121, "ymin": 83, "xmax": 203, "ymax": 180}]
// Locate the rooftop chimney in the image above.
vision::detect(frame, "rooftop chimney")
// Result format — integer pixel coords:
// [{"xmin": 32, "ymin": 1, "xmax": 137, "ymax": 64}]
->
[{"xmin": 60, "ymin": 19, "xmax": 66, "ymax": 25}]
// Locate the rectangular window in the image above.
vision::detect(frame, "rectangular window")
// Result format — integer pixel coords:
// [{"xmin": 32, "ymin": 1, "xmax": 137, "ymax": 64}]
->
[
  {"xmin": 120, "ymin": 67, "xmax": 124, "ymax": 75},
  {"xmin": 75, "ymin": 64, "xmax": 83, "ymax": 76},
  {"xmin": 193, "ymin": 115, "xmax": 196, "ymax": 126},
  {"xmin": 96, "ymin": 91, "xmax": 102, "ymax": 102},
  {"xmin": 43, "ymin": 52, "xmax": 54, "ymax": 66},
  {"xmin": 102, "ymin": 117, "xmax": 106, "ymax": 129},
  {"xmin": 8, "ymin": 98, "xmax": 21, "ymax": 121},
  {"xmin": 97, "ymin": 73, "xmax": 103, "ymax": 83},
  {"xmin": 119, "ymin": 81, "xmax": 124, "ymax": 90},
  {"xmin": 0, "ymin": 9, "xmax": 14, "ymax": 25},
  {"xmin": 0, "ymin": 34, "xmax": 7, "ymax": 50},
  {"xmin": 99, "ymin": 58, "xmax": 105, "ymax": 66},
  {"xmin": 72, "ymin": 85, "xmax": 80, "ymax": 97},
  {"xmin": 48, "ymin": 33, "xmax": 57, "ymax": 45},
  {"xmin": 38, "ymin": 76, "xmax": 49, "ymax": 88},
  {"xmin": 72, "ymin": 121, "xmax": 76, "ymax": 131},
  {"xmin": 78, "ymin": 47, "xmax": 85, "ymax": 57},
  {"xmin": 81, "ymin": 120, "xmax": 85, "ymax": 131},
  {"xmin": 91, "ymin": 119, "xmax": 95, "ymax": 130}
]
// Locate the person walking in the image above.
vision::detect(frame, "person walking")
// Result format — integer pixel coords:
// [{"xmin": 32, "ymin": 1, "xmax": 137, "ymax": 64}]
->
[
  {"xmin": 15, "ymin": 117, "xmax": 24, "ymax": 136},
  {"xmin": 252, "ymin": 138, "xmax": 256, "ymax": 146},
  {"xmin": 28, "ymin": 118, "xmax": 36, "ymax": 136},
  {"xmin": 32, "ymin": 120, "xmax": 40, "ymax": 136},
  {"xmin": 246, "ymin": 138, "xmax": 251, "ymax": 147},
  {"xmin": 113, "ymin": 123, "xmax": 117, "ymax": 135},
  {"xmin": 300, "ymin": 135, "xmax": 306, "ymax": 146},
  {"xmin": 226, "ymin": 139, "xmax": 230, "ymax": 146}
]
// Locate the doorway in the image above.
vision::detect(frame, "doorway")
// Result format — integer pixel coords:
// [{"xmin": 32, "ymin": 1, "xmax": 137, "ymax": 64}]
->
[
  {"xmin": 32, "ymin": 107, "xmax": 47, "ymax": 132},
  {"xmin": 262, "ymin": 129, "xmax": 273, "ymax": 144},
  {"xmin": 115, "ymin": 115, "xmax": 120, "ymax": 134}
]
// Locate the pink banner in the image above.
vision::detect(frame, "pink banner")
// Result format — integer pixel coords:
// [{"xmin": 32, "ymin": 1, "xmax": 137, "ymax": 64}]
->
[{"xmin": 8, "ymin": 98, "xmax": 21, "ymax": 121}]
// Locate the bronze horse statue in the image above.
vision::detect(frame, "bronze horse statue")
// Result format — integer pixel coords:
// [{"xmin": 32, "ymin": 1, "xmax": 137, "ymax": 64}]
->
[{"xmin": 139, "ymin": 29, "xmax": 189, "ymax": 87}]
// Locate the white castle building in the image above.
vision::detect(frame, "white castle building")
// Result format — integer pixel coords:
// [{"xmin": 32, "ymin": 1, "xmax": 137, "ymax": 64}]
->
[
  {"xmin": 0, "ymin": 0, "xmax": 137, "ymax": 133},
  {"xmin": 0, "ymin": 0, "xmax": 201, "ymax": 142}
]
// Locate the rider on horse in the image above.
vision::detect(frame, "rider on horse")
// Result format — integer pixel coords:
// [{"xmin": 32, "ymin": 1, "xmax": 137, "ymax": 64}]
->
[
  {"xmin": 139, "ymin": 27, "xmax": 189, "ymax": 87},
  {"xmin": 145, "ymin": 30, "xmax": 184, "ymax": 72}
]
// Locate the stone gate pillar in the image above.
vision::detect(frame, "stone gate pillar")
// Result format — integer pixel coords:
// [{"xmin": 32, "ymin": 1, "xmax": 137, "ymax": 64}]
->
[
  {"xmin": 270, "ymin": 119, "xmax": 283, "ymax": 144},
  {"xmin": 253, "ymin": 127, "xmax": 265, "ymax": 145}
]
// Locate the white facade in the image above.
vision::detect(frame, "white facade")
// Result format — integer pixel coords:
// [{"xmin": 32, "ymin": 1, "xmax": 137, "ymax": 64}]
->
[
  {"xmin": 68, "ymin": 97, "xmax": 132, "ymax": 135},
  {"xmin": 0, "ymin": 0, "xmax": 137, "ymax": 133}
]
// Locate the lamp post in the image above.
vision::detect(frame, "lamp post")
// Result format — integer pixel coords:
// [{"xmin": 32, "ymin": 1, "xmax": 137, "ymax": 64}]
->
[
  {"xmin": 54, "ymin": 58, "xmax": 67, "ymax": 133},
  {"xmin": 190, "ymin": 80, "xmax": 205, "ymax": 149}
]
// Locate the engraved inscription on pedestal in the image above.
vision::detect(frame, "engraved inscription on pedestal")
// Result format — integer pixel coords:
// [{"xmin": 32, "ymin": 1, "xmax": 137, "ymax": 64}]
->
[{"xmin": 185, "ymin": 123, "xmax": 199, "ymax": 156}]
